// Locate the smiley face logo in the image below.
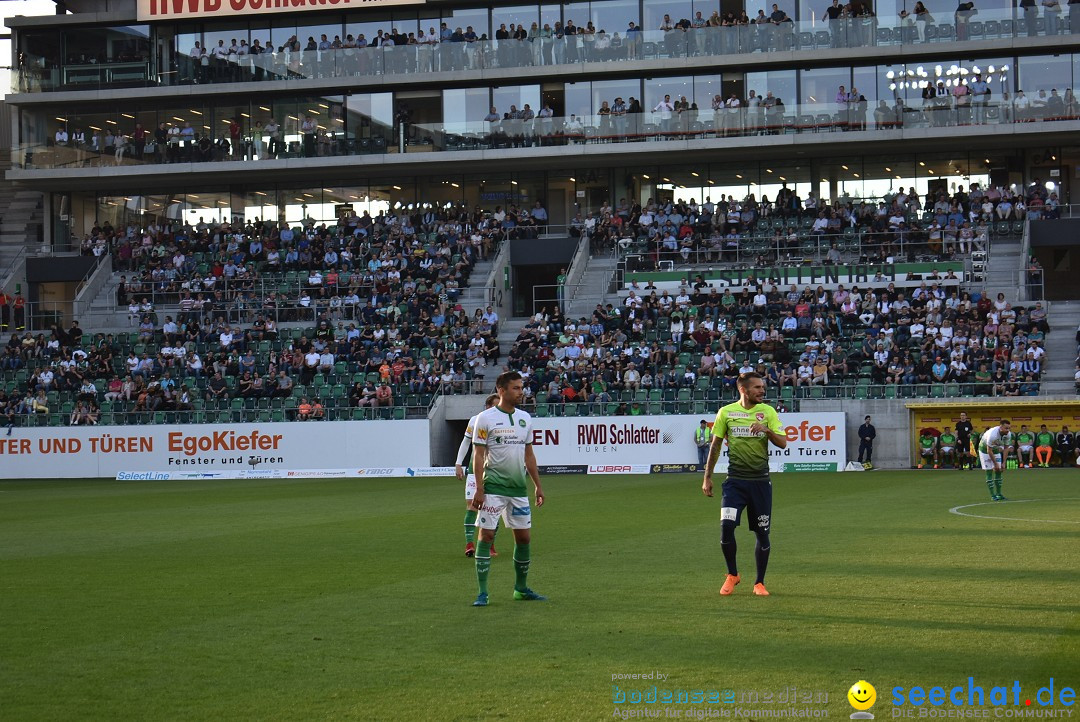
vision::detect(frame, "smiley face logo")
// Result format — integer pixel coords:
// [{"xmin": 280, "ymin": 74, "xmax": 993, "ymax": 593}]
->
[{"xmin": 848, "ymin": 681, "xmax": 877, "ymax": 711}]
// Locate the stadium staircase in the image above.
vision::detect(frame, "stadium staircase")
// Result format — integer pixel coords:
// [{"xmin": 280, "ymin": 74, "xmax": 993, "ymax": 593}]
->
[
  {"xmin": 496, "ymin": 317, "xmax": 530, "ymax": 356},
  {"xmin": 81, "ymin": 276, "xmax": 130, "ymax": 330},
  {"xmin": 981, "ymin": 228, "xmax": 1076, "ymax": 395},
  {"xmin": 565, "ymin": 253, "xmax": 619, "ymax": 320},
  {"xmin": 1040, "ymin": 299, "xmax": 1078, "ymax": 395},
  {"xmin": 0, "ymin": 179, "xmax": 45, "ymax": 291},
  {"xmin": 450, "ymin": 254, "xmax": 496, "ymax": 312},
  {"xmin": 982, "ymin": 234, "xmax": 1023, "ymax": 304}
]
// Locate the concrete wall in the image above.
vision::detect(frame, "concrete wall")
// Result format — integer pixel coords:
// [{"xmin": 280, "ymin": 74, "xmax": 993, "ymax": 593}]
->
[
  {"xmin": 807, "ymin": 399, "xmax": 912, "ymax": 469},
  {"xmin": 428, "ymin": 394, "xmax": 458, "ymax": 468},
  {"xmin": 485, "ymin": 241, "xmax": 513, "ymax": 323}
]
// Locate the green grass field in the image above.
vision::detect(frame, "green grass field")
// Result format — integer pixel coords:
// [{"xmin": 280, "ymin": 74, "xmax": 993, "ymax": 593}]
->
[{"xmin": 2, "ymin": 470, "xmax": 1078, "ymax": 721}]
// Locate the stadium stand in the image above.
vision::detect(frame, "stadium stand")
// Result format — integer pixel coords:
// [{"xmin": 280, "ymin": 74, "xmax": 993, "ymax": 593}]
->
[
  {"xmin": 0, "ymin": 205, "xmax": 518, "ymax": 427},
  {"xmin": 503, "ymin": 185, "xmax": 1052, "ymax": 416},
  {"xmin": 505, "ymin": 284, "xmax": 1048, "ymax": 418},
  {"xmin": 0, "ymin": 185, "xmax": 1055, "ymax": 427},
  {"xmin": 587, "ymin": 181, "xmax": 1047, "ymax": 264}
]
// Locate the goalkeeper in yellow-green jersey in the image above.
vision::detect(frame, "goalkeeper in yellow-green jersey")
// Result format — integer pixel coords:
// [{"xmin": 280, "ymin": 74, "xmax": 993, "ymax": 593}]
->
[{"xmin": 702, "ymin": 372, "xmax": 788, "ymax": 598}]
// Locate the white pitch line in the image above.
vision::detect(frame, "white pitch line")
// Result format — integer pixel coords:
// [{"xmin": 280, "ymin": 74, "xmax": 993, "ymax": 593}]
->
[{"xmin": 949, "ymin": 498, "xmax": 1080, "ymax": 524}]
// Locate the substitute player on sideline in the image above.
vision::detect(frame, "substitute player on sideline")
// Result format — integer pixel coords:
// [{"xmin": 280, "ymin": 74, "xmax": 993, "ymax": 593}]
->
[
  {"xmin": 937, "ymin": 427, "xmax": 958, "ymax": 469},
  {"xmin": 1015, "ymin": 425, "xmax": 1036, "ymax": 468},
  {"xmin": 979, "ymin": 419, "xmax": 1013, "ymax": 501},
  {"xmin": 470, "ymin": 371, "xmax": 546, "ymax": 607},
  {"xmin": 456, "ymin": 393, "xmax": 500, "ymax": 558},
  {"xmin": 702, "ymin": 372, "xmax": 787, "ymax": 597}
]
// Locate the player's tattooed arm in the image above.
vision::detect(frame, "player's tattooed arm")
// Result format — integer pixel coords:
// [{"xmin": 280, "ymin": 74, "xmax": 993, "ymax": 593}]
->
[{"xmin": 702, "ymin": 436, "xmax": 724, "ymax": 496}]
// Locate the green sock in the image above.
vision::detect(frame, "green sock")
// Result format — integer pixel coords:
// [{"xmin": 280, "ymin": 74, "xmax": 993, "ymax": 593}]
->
[
  {"xmin": 994, "ymin": 472, "xmax": 1003, "ymax": 497},
  {"xmin": 513, "ymin": 543, "xmax": 531, "ymax": 592},
  {"xmin": 475, "ymin": 540, "xmax": 492, "ymax": 595},
  {"xmin": 985, "ymin": 472, "xmax": 996, "ymax": 498},
  {"xmin": 464, "ymin": 510, "xmax": 478, "ymax": 543}
]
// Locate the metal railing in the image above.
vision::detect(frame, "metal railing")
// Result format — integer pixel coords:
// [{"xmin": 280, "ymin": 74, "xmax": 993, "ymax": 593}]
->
[
  {"xmin": 16, "ymin": 101, "xmax": 1080, "ymax": 170},
  {"xmin": 13, "ymin": 15, "xmax": 1078, "ymax": 94},
  {"xmin": 531, "ymin": 282, "xmax": 593, "ymax": 318},
  {"xmin": 110, "ymin": 266, "xmax": 492, "ymax": 308},
  {"xmin": 10, "ymin": 294, "xmax": 510, "ymax": 333},
  {"xmin": 1041, "ymin": 204, "xmax": 1080, "ymax": 218},
  {"xmin": 1019, "ymin": 268, "xmax": 1045, "ymax": 302},
  {"xmin": 71, "ymin": 253, "xmax": 112, "ymax": 316},
  {"xmin": 3, "ymin": 402, "xmax": 432, "ymax": 428},
  {"xmin": 0, "ymin": 246, "xmax": 28, "ymax": 293},
  {"xmin": 5, "ymin": 299, "xmax": 126, "ymax": 333},
  {"xmin": 613, "ymin": 226, "xmax": 997, "ymax": 271}
]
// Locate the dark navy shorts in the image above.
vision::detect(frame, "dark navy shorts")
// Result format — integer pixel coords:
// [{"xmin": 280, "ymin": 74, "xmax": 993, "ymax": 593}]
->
[{"xmin": 721, "ymin": 477, "xmax": 772, "ymax": 533}]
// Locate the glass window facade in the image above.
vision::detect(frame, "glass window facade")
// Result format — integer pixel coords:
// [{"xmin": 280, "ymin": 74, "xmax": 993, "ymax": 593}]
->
[
  {"xmin": 15, "ymin": 52, "xmax": 1080, "ymax": 165},
  {"xmin": 10, "ymin": 2, "xmax": 1072, "ymax": 92}
]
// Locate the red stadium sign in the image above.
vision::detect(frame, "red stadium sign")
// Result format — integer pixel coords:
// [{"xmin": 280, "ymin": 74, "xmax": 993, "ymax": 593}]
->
[{"xmin": 137, "ymin": 0, "xmax": 423, "ymax": 22}]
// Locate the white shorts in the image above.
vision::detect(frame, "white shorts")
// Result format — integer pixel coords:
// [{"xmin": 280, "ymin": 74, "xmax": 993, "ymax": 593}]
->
[
  {"xmin": 939, "ymin": 446, "xmax": 953, "ymax": 454},
  {"xmin": 979, "ymin": 451, "xmax": 1002, "ymax": 471},
  {"xmin": 1019, "ymin": 445, "xmax": 1033, "ymax": 454},
  {"xmin": 921, "ymin": 447, "xmax": 936, "ymax": 457},
  {"xmin": 476, "ymin": 494, "xmax": 532, "ymax": 530},
  {"xmin": 465, "ymin": 473, "xmax": 477, "ymax": 501}
]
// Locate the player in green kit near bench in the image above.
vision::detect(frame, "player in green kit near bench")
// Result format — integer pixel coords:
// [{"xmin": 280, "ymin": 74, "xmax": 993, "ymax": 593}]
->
[
  {"xmin": 702, "ymin": 372, "xmax": 788, "ymax": 598},
  {"xmin": 1034, "ymin": 425, "xmax": 1056, "ymax": 467},
  {"xmin": 937, "ymin": 429, "xmax": 958, "ymax": 468},
  {"xmin": 917, "ymin": 431, "xmax": 938, "ymax": 469},
  {"xmin": 1015, "ymin": 425, "xmax": 1035, "ymax": 468}
]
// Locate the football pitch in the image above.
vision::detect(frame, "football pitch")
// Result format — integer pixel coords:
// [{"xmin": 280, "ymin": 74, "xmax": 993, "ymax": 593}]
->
[{"xmin": 1, "ymin": 471, "xmax": 1078, "ymax": 721}]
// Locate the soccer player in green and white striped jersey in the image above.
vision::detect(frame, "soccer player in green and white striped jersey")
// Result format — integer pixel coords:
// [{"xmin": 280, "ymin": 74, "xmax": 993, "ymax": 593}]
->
[
  {"xmin": 470, "ymin": 371, "xmax": 547, "ymax": 607},
  {"xmin": 456, "ymin": 393, "xmax": 499, "ymax": 558}
]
